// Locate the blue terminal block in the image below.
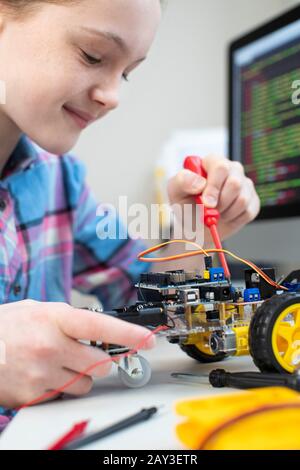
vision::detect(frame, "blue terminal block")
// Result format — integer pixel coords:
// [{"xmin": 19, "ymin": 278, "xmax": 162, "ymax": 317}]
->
[
  {"xmin": 244, "ymin": 288, "xmax": 261, "ymax": 302},
  {"xmin": 210, "ymin": 267, "xmax": 225, "ymax": 282}
]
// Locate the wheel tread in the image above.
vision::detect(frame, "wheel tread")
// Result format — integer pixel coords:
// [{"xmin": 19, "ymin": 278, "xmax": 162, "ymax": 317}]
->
[{"xmin": 249, "ymin": 293, "xmax": 300, "ymax": 373}]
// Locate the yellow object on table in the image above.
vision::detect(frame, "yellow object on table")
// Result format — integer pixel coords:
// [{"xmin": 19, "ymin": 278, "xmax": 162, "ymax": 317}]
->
[{"xmin": 175, "ymin": 387, "xmax": 300, "ymax": 450}]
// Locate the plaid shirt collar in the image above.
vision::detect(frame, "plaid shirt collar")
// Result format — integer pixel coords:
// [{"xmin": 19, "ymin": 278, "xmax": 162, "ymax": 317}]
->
[{"xmin": 2, "ymin": 134, "xmax": 38, "ymax": 179}]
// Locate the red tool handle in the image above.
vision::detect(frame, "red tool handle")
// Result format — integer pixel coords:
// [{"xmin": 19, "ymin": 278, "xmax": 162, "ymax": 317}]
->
[
  {"xmin": 184, "ymin": 156, "xmax": 220, "ymax": 227},
  {"xmin": 183, "ymin": 156, "xmax": 230, "ymax": 279}
]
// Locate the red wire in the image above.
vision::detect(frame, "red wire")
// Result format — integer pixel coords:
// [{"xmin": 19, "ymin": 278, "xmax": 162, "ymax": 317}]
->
[{"xmin": 209, "ymin": 224, "xmax": 231, "ymax": 279}]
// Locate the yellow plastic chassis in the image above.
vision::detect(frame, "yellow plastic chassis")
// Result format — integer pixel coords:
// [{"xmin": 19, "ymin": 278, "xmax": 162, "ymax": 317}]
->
[{"xmin": 183, "ymin": 300, "xmax": 300, "ymax": 373}]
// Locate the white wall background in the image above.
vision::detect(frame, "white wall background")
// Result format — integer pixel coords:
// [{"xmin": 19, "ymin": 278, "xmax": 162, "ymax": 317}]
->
[{"xmin": 71, "ymin": 0, "xmax": 300, "ymax": 306}]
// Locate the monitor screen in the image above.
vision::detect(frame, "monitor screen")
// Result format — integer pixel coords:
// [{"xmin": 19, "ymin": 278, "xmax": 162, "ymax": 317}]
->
[{"xmin": 229, "ymin": 6, "xmax": 300, "ymax": 220}]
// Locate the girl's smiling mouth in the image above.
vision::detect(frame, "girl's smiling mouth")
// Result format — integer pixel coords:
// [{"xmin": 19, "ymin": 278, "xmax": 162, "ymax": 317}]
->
[{"xmin": 63, "ymin": 104, "xmax": 97, "ymax": 129}]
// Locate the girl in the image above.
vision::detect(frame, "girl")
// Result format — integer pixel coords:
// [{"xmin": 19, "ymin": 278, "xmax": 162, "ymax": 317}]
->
[{"xmin": 0, "ymin": 0, "xmax": 259, "ymax": 423}]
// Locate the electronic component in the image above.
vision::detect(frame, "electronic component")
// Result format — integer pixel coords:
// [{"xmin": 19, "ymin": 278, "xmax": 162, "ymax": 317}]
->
[
  {"xmin": 210, "ymin": 267, "xmax": 225, "ymax": 282},
  {"xmin": 243, "ymin": 288, "xmax": 261, "ymax": 302},
  {"xmin": 102, "ymin": 304, "xmax": 168, "ymax": 328},
  {"xmin": 244, "ymin": 268, "xmax": 276, "ymax": 299},
  {"xmin": 199, "ymin": 284, "xmax": 232, "ymax": 302}
]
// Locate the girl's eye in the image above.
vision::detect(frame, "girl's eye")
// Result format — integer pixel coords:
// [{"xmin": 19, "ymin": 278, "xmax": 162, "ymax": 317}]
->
[
  {"xmin": 81, "ymin": 49, "xmax": 129, "ymax": 82},
  {"xmin": 82, "ymin": 50, "xmax": 102, "ymax": 65}
]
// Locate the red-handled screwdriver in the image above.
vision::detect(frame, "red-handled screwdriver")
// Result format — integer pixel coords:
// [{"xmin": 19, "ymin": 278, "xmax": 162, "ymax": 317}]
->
[{"xmin": 183, "ymin": 156, "xmax": 231, "ymax": 279}]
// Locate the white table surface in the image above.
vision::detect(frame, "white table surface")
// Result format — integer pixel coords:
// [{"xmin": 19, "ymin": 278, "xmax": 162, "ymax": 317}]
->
[{"xmin": 0, "ymin": 337, "xmax": 258, "ymax": 450}]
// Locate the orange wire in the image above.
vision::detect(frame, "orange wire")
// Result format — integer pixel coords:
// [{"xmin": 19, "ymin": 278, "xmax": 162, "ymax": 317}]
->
[
  {"xmin": 137, "ymin": 240, "xmax": 287, "ymax": 291},
  {"xmin": 138, "ymin": 239, "xmax": 210, "ymax": 258}
]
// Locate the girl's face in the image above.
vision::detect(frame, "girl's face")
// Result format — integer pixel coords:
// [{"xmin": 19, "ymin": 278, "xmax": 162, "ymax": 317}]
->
[{"xmin": 0, "ymin": 0, "xmax": 161, "ymax": 154}]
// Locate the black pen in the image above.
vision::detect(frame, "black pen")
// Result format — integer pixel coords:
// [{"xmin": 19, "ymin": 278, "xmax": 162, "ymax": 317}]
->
[{"xmin": 61, "ymin": 407, "xmax": 158, "ymax": 450}]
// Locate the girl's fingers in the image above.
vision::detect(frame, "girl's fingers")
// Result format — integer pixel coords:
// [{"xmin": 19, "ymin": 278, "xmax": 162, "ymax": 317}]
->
[
  {"xmin": 167, "ymin": 169, "xmax": 206, "ymax": 204},
  {"xmin": 166, "ymin": 156, "xmax": 260, "ymax": 243},
  {"xmin": 221, "ymin": 179, "xmax": 260, "ymax": 224},
  {"xmin": 218, "ymin": 165, "xmax": 246, "ymax": 214},
  {"xmin": 62, "ymin": 337, "xmax": 113, "ymax": 378},
  {"xmin": 224, "ymin": 208, "xmax": 257, "ymax": 232},
  {"xmin": 51, "ymin": 367, "xmax": 93, "ymax": 397},
  {"xmin": 220, "ymin": 186, "xmax": 251, "ymax": 222},
  {"xmin": 57, "ymin": 307, "xmax": 156, "ymax": 350},
  {"xmin": 201, "ymin": 156, "xmax": 231, "ymax": 207}
]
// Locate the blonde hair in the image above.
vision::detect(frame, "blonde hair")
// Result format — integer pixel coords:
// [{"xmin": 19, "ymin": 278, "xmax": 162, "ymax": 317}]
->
[
  {"xmin": 1, "ymin": 0, "xmax": 166, "ymax": 19},
  {"xmin": 0, "ymin": 1, "xmax": 76, "ymax": 18}
]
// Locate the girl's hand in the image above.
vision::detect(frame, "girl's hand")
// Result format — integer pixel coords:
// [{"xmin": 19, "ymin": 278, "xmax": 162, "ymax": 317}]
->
[
  {"xmin": 0, "ymin": 300, "xmax": 155, "ymax": 408},
  {"xmin": 167, "ymin": 155, "xmax": 260, "ymax": 245}
]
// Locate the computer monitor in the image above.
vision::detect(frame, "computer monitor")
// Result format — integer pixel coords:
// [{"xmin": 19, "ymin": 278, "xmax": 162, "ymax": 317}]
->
[{"xmin": 229, "ymin": 6, "xmax": 300, "ymax": 220}]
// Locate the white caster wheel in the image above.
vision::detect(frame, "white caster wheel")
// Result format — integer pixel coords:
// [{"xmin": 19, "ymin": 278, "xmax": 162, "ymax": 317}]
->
[{"xmin": 118, "ymin": 355, "xmax": 152, "ymax": 388}]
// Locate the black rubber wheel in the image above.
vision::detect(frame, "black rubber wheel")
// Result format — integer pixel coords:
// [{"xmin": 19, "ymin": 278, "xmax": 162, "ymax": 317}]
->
[
  {"xmin": 249, "ymin": 292, "xmax": 300, "ymax": 373},
  {"xmin": 180, "ymin": 344, "xmax": 227, "ymax": 364}
]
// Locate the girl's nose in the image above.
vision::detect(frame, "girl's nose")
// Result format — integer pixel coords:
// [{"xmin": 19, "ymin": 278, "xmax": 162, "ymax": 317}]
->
[{"xmin": 90, "ymin": 84, "xmax": 120, "ymax": 111}]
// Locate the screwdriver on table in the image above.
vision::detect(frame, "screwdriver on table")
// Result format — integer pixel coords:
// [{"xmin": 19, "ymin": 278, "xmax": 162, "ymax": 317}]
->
[
  {"xmin": 172, "ymin": 369, "xmax": 300, "ymax": 392},
  {"xmin": 209, "ymin": 368, "xmax": 300, "ymax": 391},
  {"xmin": 183, "ymin": 156, "xmax": 231, "ymax": 279}
]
